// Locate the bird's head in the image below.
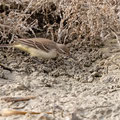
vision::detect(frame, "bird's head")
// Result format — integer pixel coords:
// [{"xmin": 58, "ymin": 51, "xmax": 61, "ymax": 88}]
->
[{"xmin": 57, "ymin": 44, "xmax": 71, "ymax": 56}]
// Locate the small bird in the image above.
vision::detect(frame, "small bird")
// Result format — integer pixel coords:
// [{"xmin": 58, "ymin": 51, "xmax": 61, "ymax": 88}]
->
[{"xmin": 0, "ymin": 38, "xmax": 70, "ymax": 59}]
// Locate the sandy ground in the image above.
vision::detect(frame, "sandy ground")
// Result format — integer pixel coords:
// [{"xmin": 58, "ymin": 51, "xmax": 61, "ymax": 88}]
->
[{"xmin": 0, "ymin": 39, "xmax": 120, "ymax": 120}]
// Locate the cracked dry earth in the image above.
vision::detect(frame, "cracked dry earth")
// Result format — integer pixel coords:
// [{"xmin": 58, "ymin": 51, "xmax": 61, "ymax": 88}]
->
[{"xmin": 0, "ymin": 39, "xmax": 120, "ymax": 120}]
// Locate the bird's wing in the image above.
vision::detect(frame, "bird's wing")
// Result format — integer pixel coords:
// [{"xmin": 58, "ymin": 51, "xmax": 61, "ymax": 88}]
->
[{"xmin": 17, "ymin": 38, "xmax": 57, "ymax": 52}]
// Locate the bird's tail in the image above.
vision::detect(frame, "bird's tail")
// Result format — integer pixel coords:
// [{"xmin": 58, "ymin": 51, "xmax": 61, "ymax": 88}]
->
[{"xmin": 0, "ymin": 44, "xmax": 13, "ymax": 47}]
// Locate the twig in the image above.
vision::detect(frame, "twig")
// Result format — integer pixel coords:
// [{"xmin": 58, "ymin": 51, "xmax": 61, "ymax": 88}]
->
[
  {"xmin": 24, "ymin": 0, "xmax": 34, "ymax": 14},
  {"xmin": 0, "ymin": 109, "xmax": 52, "ymax": 116},
  {"xmin": 0, "ymin": 63, "xmax": 13, "ymax": 72},
  {"xmin": 110, "ymin": 27, "xmax": 120, "ymax": 47},
  {"xmin": 1, "ymin": 96, "xmax": 36, "ymax": 102}
]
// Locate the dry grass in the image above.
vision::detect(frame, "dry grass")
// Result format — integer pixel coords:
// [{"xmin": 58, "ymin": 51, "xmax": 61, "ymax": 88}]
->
[
  {"xmin": 0, "ymin": 0, "xmax": 120, "ymax": 46},
  {"xmin": 57, "ymin": 0, "xmax": 120, "ymax": 46}
]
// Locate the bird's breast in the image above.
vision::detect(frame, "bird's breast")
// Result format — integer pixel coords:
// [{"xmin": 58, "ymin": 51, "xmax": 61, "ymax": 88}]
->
[{"xmin": 28, "ymin": 48, "xmax": 57, "ymax": 59}]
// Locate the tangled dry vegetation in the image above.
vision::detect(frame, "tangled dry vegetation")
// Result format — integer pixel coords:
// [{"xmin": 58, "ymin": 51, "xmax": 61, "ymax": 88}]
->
[{"xmin": 0, "ymin": 0, "xmax": 120, "ymax": 46}]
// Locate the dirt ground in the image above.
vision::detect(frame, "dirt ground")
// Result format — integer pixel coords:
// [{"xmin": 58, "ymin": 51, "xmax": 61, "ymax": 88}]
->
[{"xmin": 0, "ymin": 38, "xmax": 120, "ymax": 120}]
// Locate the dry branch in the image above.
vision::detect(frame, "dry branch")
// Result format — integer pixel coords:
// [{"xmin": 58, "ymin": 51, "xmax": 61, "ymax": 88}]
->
[
  {"xmin": 1, "ymin": 96, "xmax": 36, "ymax": 102},
  {"xmin": 0, "ymin": 108, "xmax": 52, "ymax": 116}
]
